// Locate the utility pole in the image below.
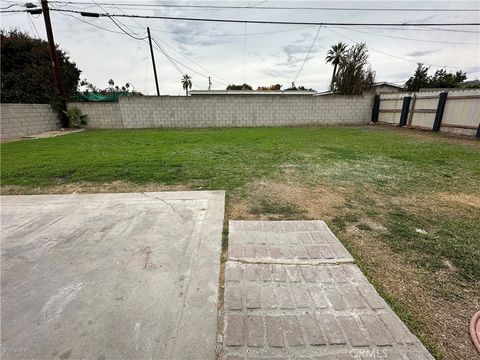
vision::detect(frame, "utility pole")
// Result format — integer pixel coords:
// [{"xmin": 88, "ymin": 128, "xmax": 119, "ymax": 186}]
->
[
  {"xmin": 208, "ymin": 76, "xmax": 212, "ymax": 91},
  {"xmin": 41, "ymin": 0, "xmax": 68, "ymax": 127},
  {"xmin": 147, "ymin": 27, "xmax": 160, "ymax": 96}
]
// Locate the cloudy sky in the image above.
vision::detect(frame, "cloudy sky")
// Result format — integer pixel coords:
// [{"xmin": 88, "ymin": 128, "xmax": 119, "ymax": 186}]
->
[{"xmin": 2, "ymin": 0, "xmax": 479, "ymax": 95}]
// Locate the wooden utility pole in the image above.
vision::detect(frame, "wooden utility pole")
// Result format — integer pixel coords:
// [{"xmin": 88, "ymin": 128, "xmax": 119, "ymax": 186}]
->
[
  {"xmin": 147, "ymin": 27, "xmax": 160, "ymax": 96},
  {"xmin": 41, "ymin": 0, "xmax": 68, "ymax": 127}
]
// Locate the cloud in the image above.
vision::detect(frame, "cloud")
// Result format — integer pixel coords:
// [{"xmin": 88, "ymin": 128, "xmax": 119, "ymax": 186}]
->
[
  {"xmin": 261, "ymin": 68, "xmax": 295, "ymax": 77},
  {"xmin": 164, "ymin": 21, "xmax": 229, "ymax": 46},
  {"xmin": 406, "ymin": 49, "xmax": 440, "ymax": 57},
  {"xmin": 282, "ymin": 43, "xmax": 323, "ymax": 62}
]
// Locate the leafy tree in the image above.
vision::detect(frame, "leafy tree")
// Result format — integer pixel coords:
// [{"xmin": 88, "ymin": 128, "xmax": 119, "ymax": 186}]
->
[
  {"xmin": 405, "ymin": 64, "xmax": 468, "ymax": 91},
  {"xmin": 181, "ymin": 74, "xmax": 192, "ymax": 96},
  {"xmin": 334, "ymin": 43, "xmax": 375, "ymax": 95},
  {"xmin": 1, "ymin": 29, "xmax": 81, "ymax": 104},
  {"xmin": 257, "ymin": 84, "xmax": 282, "ymax": 91},
  {"xmin": 429, "ymin": 69, "xmax": 467, "ymax": 88},
  {"xmin": 404, "ymin": 64, "xmax": 432, "ymax": 91},
  {"xmin": 325, "ymin": 42, "xmax": 348, "ymax": 90},
  {"xmin": 285, "ymin": 85, "xmax": 315, "ymax": 91},
  {"xmin": 456, "ymin": 80, "xmax": 480, "ymax": 89},
  {"xmin": 226, "ymin": 83, "xmax": 253, "ymax": 90},
  {"xmin": 80, "ymin": 79, "xmax": 138, "ymax": 94}
]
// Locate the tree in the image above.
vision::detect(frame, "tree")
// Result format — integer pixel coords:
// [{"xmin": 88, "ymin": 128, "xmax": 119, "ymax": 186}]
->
[
  {"xmin": 429, "ymin": 69, "xmax": 467, "ymax": 88},
  {"xmin": 226, "ymin": 83, "xmax": 253, "ymax": 90},
  {"xmin": 404, "ymin": 64, "xmax": 431, "ymax": 91},
  {"xmin": 333, "ymin": 43, "xmax": 375, "ymax": 95},
  {"xmin": 1, "ymin": 29, "xmax": 81, "ymax": 104},
  {"xmin": 285, "ymin": 85, "xmax": 315, "ymax": 91},
  {"xmin": 257, "ymin": 84, "xmax": 282, "ymax": 91},
  {"xmin": 325, "ymin": 42, "xmax": 348, "ymax": 90},
  {"xmin": 80, "ymin": 79, "xmax": 138, "ymax": 94},
  {"xmin": 181, "ymin": 74, "xmax": 192, "ymax": 96},
  {"xmin": 405, "ymin": 63, "xmax": 468, "ymax": 91}
]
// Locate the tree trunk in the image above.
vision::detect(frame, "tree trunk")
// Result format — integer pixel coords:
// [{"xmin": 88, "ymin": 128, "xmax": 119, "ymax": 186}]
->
[
  {"xmin": 185, "ymin": 88, "xmax": 188, "ymax": 96},
  {"xmin": 330, "ymin": 63, "xmax": 338, "ymax": 91}
]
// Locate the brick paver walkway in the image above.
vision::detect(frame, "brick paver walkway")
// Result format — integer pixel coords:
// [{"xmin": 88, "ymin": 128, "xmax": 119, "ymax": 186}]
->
[{"xmin": 222, "ymin": 221, "xmax": 434, "ymax": 360}]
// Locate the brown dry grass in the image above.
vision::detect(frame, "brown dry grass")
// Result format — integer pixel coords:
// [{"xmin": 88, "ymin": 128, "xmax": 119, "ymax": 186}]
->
[
  {"xmin": 2, "ymin": 177, "xmax": 478, "ymax": 359},
  {"xmin": 227, "ymin": 180, "xmax": 480, "ymax": 360},
  {"xmin": 373, "ymin": 124, "xmax": 480, "ymax": 149},
  {"xmin": 0, "ymin": 180, "xmax": 198, "ymax": 195},
  {"xmin": 227, "ymin": 180, "xmax": 347, "ymax": 221}
]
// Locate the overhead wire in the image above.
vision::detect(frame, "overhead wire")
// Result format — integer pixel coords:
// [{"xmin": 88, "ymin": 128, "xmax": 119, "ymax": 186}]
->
[
  {"xmin": 331, "ymin": 25, "xmax": 477, "ymax": 45},
  {"xmin": 45, "ymin": 9, "xmax": 480, "ymax": 27},
  {"xmin": 26, "ymin": 12, "xmax": 40, "ymax": 38},
  {"xmin": 50, "ymin": 8, "xmax": 232, "ymax": 86},
  {"xmin": 293, "ymin": 25, "xmax": 322, "ymax": 83},
  {"xmin": 243, "ymin": 22, "xmax": 247, "ymax": 83},
  {"xmin": 47, "ymin": 2, "xmax": 480, "ymax": 12},
  {"xmin": 324, "ymin": 26, "xmax": 465, "ymax": 71},
  {"xmin": 98, "ymin": 1, "xmax": 232, "ymax": 86}
]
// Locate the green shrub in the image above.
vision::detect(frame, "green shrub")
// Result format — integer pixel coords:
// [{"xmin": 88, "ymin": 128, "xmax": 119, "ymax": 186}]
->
[{"xmin": 63, "ymin": 107, "xmax": 87, "ymax": 128}]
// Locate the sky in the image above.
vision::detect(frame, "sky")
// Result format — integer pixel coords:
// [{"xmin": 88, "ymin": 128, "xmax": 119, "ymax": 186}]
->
[{"xmin": 1, "ymin": 0, "xmax": 479, "ymax": 95}]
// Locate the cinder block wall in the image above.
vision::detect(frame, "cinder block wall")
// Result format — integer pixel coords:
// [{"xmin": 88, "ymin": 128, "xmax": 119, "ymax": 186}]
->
[
  {"xmin": 117, "ymin": 95, "xmax": 374, "ymax": 128},
  {"xmin": 67, "ymin": 102, "xmax": 122, "ymax": 128},
  {"xmin": 1, "ymin": 95, "xmax": 374, "ymax": 139},
  {"xmin": 0, "ymin": 104, "xmax": 59, "ymax": 140}
]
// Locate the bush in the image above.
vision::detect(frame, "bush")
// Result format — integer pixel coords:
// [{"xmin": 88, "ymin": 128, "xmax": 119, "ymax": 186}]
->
[{"xmin": 63, "ymin": 107, "xmax": 87, "ymax": 128}]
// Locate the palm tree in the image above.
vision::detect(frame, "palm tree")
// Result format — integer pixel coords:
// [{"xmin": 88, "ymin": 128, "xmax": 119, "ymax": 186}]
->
[
  {"xmin": 325, "ymin": 42, "xmax": 348, "ymax": 90},
  {"xmin": 181, "ymin": 74, "xmax": 192, "ymax": 96}
]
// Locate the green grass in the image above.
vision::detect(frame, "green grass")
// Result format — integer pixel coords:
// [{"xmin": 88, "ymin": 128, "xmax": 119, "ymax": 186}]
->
[
  {"xmin": 2, "ymin": 127, "xmax": 479, "ymax": 192},
  {"xmin": 2, "ymin": 126, "xmax": 479, "ymax": 358},
  {"xmin": 250, "ymin": 199, "xmax": 306, "ymax": 218},
  {"xmin": 3, "ymin": 126, "xmax": 478, "ymax": 280}
]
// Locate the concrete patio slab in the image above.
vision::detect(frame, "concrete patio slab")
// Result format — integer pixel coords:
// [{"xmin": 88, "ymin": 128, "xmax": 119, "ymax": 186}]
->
[
  {"xmin": 1, "ymin": 191, "xmax": 225, "ymax": 360},
  {"xmin": 222, "ymin": 221, "xmax": 434, "ymax": 360}
]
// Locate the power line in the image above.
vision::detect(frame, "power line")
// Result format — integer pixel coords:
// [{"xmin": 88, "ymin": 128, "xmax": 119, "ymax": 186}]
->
[
  {"xmin": 150, "ymin": 38, "xmax": 204, "ymax": 90},
  {"xmin": 51, "ymin": 8, "xmax": 231, "ymax": 86},
  {"xmin": 26, "ymin": 12, "xmax": 41, "ymax": 37},
  {"xmin": 293, "ymin": 26, "xmax": 321, "ymax": 83},
  {"xmin": 150, "ymin": 37, "xmax": 229, "ymax": 86},
  {"xmin": 84, "ymin": 18, "xmax": 318, "ymax": 37},
  {"xmin": 57, "ymin": 11, "xmax": 124, "ymax": 34},
  {"xmin": 332, "ymin": 25, "xmax": 478, "ymax": 45},
  {"xmin": 1, "ymin": 3, "xmax": 24, "ymax": 10},
  {"xmin": 107, "ymin": 16, "xmax": 147, "ymax": 40},
  {"xmin": 47, "ymin": 1, "xmax": 480, "ymax": 12},
  {"xmin": 90, "ymin": 0, "xmax": 217, "ymax": 89},
  {"xmin": 46, "ymin": 9, "xmax": 480, "ymax": 27},
  {"xmin": 324, "ymin": 26, "xmax": 465, "ymax": 71},
  {"xmin": 152, "ymin": 35, "xmax": 230, "ymax": 85},
  {"xmin": 243, "ymin": 22, "xmax": 247, "ymax": 83}
]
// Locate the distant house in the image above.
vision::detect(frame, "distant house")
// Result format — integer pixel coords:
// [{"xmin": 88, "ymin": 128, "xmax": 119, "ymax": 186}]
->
[
  {"xmin": 315, "ymin": 82, "xmax": 404, "ymax": 96},
  {"xmin": 371, "ymin": 82, "xmax": 404, "ymax": 93},
  {"xmin": 189, "ymin": 90, "xmax": 316, "ymax": 96}
]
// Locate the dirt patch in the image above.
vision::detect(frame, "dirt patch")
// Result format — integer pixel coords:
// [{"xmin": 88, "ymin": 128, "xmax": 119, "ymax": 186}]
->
[
  {"xmin": 227, "ymin": 180, "xmax": 347, "ymax": 221},
  {"xmin": 341, "ymin": 224, "xmax": 480, "ymax": 360},
  {"xmin": 228, "ymin": 180, "xmax": 479, "ymax": 359},
  {"xmin": 372, "ymin": 124, "xmax": 480, "ymax": 149},
  {"xmin": 0, "ymin": 180, "xmax": 200, "ymax": 195},
  {"xmin": 394, "ymin": 192, "xmax": 480, "ymax": 218},
  {"xmin": 436, "ymin": 192, "xmax": 480, "ymax": 209}
]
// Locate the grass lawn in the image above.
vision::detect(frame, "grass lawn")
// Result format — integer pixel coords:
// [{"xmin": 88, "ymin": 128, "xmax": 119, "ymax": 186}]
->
[{"xmin": 2, "ymin": 125, "xmax": 479, "ymax": 359}]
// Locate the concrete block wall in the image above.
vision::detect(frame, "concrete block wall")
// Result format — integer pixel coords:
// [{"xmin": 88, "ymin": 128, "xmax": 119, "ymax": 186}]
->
[
  {"xmin": 1, "ymin": 95, "xmax": 374, "ymax": 139},
  {"xmin": 67, "ymin": 102, "xmax": 122, "ymax": 129},
  {"xmin": 0, "ymin": 103, "xmax": 59, "ymax": 140},
  {"xmin": 118, "ymin": 95, "xmax": 374, "ymax": 128}
]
